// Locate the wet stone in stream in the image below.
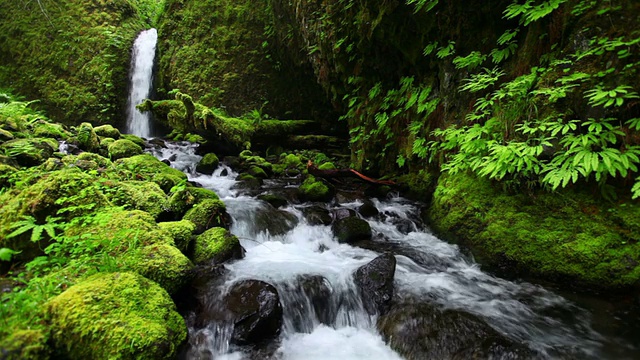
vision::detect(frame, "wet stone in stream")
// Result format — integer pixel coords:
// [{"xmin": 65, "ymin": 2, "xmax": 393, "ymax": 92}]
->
[
  {"xmin": 354, "ymin": 253, "xmax": 396, "ymax": 315},
  {"xmin": 226, "ymin": 280, "xmax": 284, "ymax": 345}
]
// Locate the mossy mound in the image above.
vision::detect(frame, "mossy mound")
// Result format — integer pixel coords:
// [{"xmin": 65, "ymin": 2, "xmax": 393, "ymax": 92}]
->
[
  {"xmin": 318, "ymin": 162, "xmax": 336, "ymax": 171},
  {"xmin": 74, "ymin": 123, "xmax": 100, "ymax": 152},
  {"xmin": 126, "ymin": 244, "xmax": 194, "ymax": 294},
  {"xmin": 94, "ymin": 124, "xmax": 121, "ymax": 139},
  {"xmin": 108, "ymin": 139, "xmax": 143, "ymax": 160},
  {"xmin": 0, "ymin": 128, "xmax": 14, "ymax": 142},
  {"xmin": 298, "ymin": 175, "xmax": 334, "ymax": 202},
  {"xmin": 193, "ymin": 227, "xmax": 243, "ymax": 264},
  {"xmin": 114, "ymin": 154, "xmax": 187, "ymax": 191},
  {"xmin": 0, "ymin": 329, "xmax": 50, "ymax": 360},
  {"xmin": 76, "ymin": 152, "xmax": 112, "ymax": 168},
  {"xmin": 121, "ymin": 134, "xmax": 146, "ymax": 147},
  {"xmin": 47, "ymin": 272, "xmax": 187, "ymax": 360},
  {"xmin": 31, "ymin": 120, "xmax": 70, "ymax": 140},
  {"xmin": 106, "ymin": 181, "xmax": 168, "ymax": 219},
  {"xmin": 159, "ymin": 220, "xmax": 196, "ymax": 253},
  {"xmin": 183, "ymin": 199, "xmax": 231, "ymax": 234},
  {"xmin": 1, "ymin": 138, "xmax": 56, "ymax": 167},
  {"xmin": 429, "ymin": 173, "xmax": 640, "ymax": 289},
  {"xmin": 332, "ymin": 217, "xmax": 373, "ymax": 244},
  {"xmin": 168, "ymin": 186, "xmax": 220, "ymax": 217},
  {"xmin": 196, "ymin": 153, "xmax": 220, "ymax": 174},
  {"xmin": 0, "ymin": 163, "xmax": 17, "ymax": 187}
]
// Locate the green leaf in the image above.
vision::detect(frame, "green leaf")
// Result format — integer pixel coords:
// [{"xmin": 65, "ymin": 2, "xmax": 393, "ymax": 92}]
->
[{"xmin": 0, "ymin": 248, "xmax": 21, "ymax": 261}]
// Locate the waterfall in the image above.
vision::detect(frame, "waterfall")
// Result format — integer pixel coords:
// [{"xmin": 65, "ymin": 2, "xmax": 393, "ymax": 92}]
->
[{"xmin": 126, "ymin": 28, "xmax": 157, "ymax": 138}]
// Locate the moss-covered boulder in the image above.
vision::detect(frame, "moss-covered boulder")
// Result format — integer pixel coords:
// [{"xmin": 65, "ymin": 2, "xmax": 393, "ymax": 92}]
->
[
  {"xmin": 126, "ymin": 244, "xmax": 194, "ymax": 294},
  {"xmin": 0, "ymin": 329, "xmax": 50, "ymax": 360},
  {"xmin": 193, "ymin": 227, "xmax": 244, "ymax": 264},
  {"xmin": 168, "ymin": 187, "xmax": 220, "ymax": 218},
  {"xmin": 94, "ymin": 124, "xmax": 121, "ymax": 139},
  {"xmin": 429, "ymin": 173, "xmax": 640, "ymax": 289},
  {"xmin": 107, "ymin": 181, "xmax": 168, "ymax": 219},
  {"xmin": 113, "ymin": 154, "xmax": 187, "ymax": 192},
  {"xmin": 108, "ymin": 139, "xmax": 143, "ymax": 160},
  {"xmin": 76, "ymin": 152, "xmax": 112, "ymax": 168},
  {"xmin": 0, "ymin": 163, "xmax": 17, "ymax": 187},
  {"xmin": 248, "ymin": 165, "xmax": 268, "ymax": 179},
  {"xmin": 318, "ymin": 162, "xmax": 336, "ymax": 171},
  {"xmin": 47, "ymin": 272, "xmax": 186, "ymax": 360},
  {"xmin": 332, "ymin": 217, "xmax": 373, "ymax": 244},
  {"xmin": 196, "ymin": 153, "xmax": 220, "ymax": 174},
  {"xmin": 298, "ymin": 175, "xmax": 334, "ymax": 202},
  {"xmin": 31, "ymin": 120, "xmax": 69, "ymax": 140},
  {"xmin": 75, "ymin": 123, "xmax": 100, "ymax": 152},
  {"xmin": 121, "ymin": 134, "xmax": 146, "ymax": 147},
  {"xmin": 1, "ymin": 138, "xmax": 56, "ymax": 167},
  {"xmin": 159, "ymin": 220, "xmax": 196, "ymax": 253},
  {"xmin": 183, "ymin": 199, "xmax": 231, "ymax": 234}
]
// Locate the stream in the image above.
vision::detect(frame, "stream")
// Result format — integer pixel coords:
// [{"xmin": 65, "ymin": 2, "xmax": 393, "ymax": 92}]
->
[{"xmin": 147, "ymin": 140, "xmax": 640, "ymax": 360}]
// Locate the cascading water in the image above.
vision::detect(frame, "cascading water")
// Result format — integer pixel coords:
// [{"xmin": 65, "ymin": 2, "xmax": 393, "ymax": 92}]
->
[
  {"xmin": 126, "ymin": 28, "xmax": 157, "ymax": 138},
  {"xmin": 148, "ymin": 142, "xmax": 639, "ymax": 360}
]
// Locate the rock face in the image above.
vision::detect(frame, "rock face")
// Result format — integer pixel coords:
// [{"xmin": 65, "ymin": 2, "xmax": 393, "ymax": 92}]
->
[
  {"xmin": 332, "ymin": 217, "xmax": 372, "ymax": 244},
  {"xmin": 354, "ymin": 253, "xmax": 396, "ymax": 315},
  {"xmin": 225, "ymin": 280, "xmax": 283, "ymax": 345},
  {"xmin": 377, "ymin": 300, "xmax": 535, "ymax": 360},
  {"xmin": 47, "ymin": 272, "xmax": 187, "ymax": 360}
]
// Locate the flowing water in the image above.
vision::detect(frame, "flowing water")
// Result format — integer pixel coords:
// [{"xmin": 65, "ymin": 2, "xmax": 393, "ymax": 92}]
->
[
  {"xmin": 126, "ymin": 28, "xmax": 157, "ymax": 138},
  {"xmin": 149, "ymin": 141, "xmax": 639, "ymax": 360}
]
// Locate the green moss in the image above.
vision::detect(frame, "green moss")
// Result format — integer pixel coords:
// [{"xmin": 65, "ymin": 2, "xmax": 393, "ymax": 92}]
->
[
  {"xmin": 248, "ymin": 165, "xmax": 268, "ymax": 179},
  {"xmin": 298, "ymin": 175, "xmax": 333, "ymax": 202},
  {"xmin": 76, "ymin": 152, "xmax": 112, "ymax": 168},
  {"xmin": 1, "ymin": 138, "xmax": 56, "ymax": 167},
  {"xmin": 0, "ymin": 163, "xmax": 17, "ymax": 187},
  {"xmin": 183, "ymin": 199, "xmax": 230, "ymax": 234},
  {"xmin": 114, "ymin": 154, "xmax": 187, "ymax": 190},
  {"xmin": 121, "ymin": 134, "xmax": 146, "ymax": 147},
  {"xmin": 106, "ymin": 181, "xmax": 168, "ymax": 219},
  {"xmin": 126, "ymin": 244, "xmax": 194, "ymax": 294},
  {"xmin": 0, "ymin": 128, "xmax": 14, "ymax": 141},
  {"xmin": 159, "ymin": 220, "xmax": 196, "ymax": 253},
  {"xmin": 75, "ymin": 123, "xmax": 100, "ymax": 152},
  {"xmin": 94, "ymin": 124, "xmax": 121, "ymax": 139},
  {"xmin": 429, "ymin": 173, "xmax": 640, "ymax": 289},
  {"xmin": 184, "ymin": 133, "xmax": 205, "ymax": 143},
  {"xmin": 108, "ymin": 139, "xmax": 143, "ymax": 160},
  {"xmin": 47, "ymin": 272, "xmax": 186, "ymax": 360},
  {"xmin": 318, "ymin": 162, "xmax": 336, "ymax": 171},
  {"xmin": 196, "ymin": 153, "xmax": 220, "ymax": 174},
  {"xmin": 0, "ymin": 329, "xmax": 50, "ymax": 360},
  {"xmin": 100, "ymin": 137, "xmax": 116, "ymax": 149},
  {"xmin": 193, "ymin": 227, "xmax": 241, "ymax": 264},
  {"xmin": 31, "ymin": 120, "xmax": 69, "ymax": 140},
  {"xmin": 283, "ymin": 153, "xmax": 302, "ymax": 169}
]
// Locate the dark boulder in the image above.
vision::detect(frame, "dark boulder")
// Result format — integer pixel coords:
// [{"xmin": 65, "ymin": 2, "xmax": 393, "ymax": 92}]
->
[
  {"xmin": 378, "ymin": 300, "xmax": 537, "ymax": 360},
  {"xmin": 302, "ymin": 206, "xmax": 332, "ymax": 226},
  {"xmin": 196, "ymin": 153, "xmax": 220, "ymax": 174},
  {"xmin": 225, "ymin": 280, "xmax": 283, "ymax": 345},
  {"xmin": 331, "ymin": 208, "xmax": 357, "ymax": 221},
  {"xmin": 358, "ymin": 199, "xmax": 379, "ymax": 218},
  {"xmin": 297, "ymin": 275, "xmax": 334, "ymax": 325},
  {"xmin": 254, "ymin": 206, "xmax": 299, "ymax": 236},
  {"xmin": 354, "ymin": 253, "xmax": 396, "ymax": 315},
  {"xmin": 258, "ymin": 193, "xmax": 288, "ymax": 209},
  {"xmin": 332, "ymin": 217, "xmax": 372, "ymax": 244}
]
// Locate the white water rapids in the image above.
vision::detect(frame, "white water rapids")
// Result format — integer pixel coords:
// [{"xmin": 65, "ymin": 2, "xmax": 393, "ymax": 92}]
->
[
  {"xmin": 148, "ymin": 141, "xmax": 638, "ymax": 360},
  {"xmin": 126, "ymin": 28, "xmax": 157, "ymax": 138}
]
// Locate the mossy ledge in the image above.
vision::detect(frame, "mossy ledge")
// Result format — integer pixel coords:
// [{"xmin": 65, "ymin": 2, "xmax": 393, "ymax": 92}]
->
[{"xmin": 427, "ymin": 172, "xmax": 640, "ymax": 291}]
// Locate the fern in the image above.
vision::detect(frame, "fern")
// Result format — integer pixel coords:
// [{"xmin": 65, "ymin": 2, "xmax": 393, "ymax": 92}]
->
[
  {"xmin": 504, "ymin": 0, "xmax": 568, "ymax": 26},
  {"xmin": 460, "ymin": 67, "xmax": 506, "ymax": 93},
  {"xmin": 453, "ymin": 51, "xmax": 486, "ymax": 70}
]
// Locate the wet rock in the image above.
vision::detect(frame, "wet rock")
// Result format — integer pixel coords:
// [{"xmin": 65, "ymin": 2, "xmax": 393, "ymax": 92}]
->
[
  {"xmin": 183, "ymin": 199, "xmax": 232, "ymax": 234},
  {"xmin": 298, "ymin": 176, "xmax": 334, "ymax": 202},
  {"xmin": 196, "ymin": 153, "xmax": 220, "ymax": 174},
  {"xmin": 364, "ymin": 185, "xmax": 392, "ymax": 199},
  {"xmin": 354, "ymin": 253, "xmax": 396, "ymax": 315},
  {"xmin": 302, "ymin": 206, "xmax": 332, "ymax": 226},
  {"xmin": 258, "ymin": 193, "xmax": 288, "ymax": 209},
  {"xmin": 225, "ymin": 280, "xmax": 283, "ymax": 345},
  {"xmin": 358, "ymin": 199, "xmax": 379, "ymax": 218},
  {"xmin": 193, "ymin": 227, "xmax": 244, "ymax": 264},
  {"xmin": 220, "ymin": 168, "xmax": 229, "ymax": 177},
  {"xmin": 161, "ymin": 159, "xmax": 171, "ymax": 165},
  {"xmin": 332, "ymin": 217, "xmax": 372, "ymax": 244},
  {"xmin": 224, "ymin": 156, "xmax": 242, "ymax": 170},
  {"xmin": 235, "ymin": 173, "xmax": 263, "ymax": 191},
  {"xmin": 297, "ymin": 275, "xmax": 333, "ymax": 325},
  {"xmin": 147, "ymin": 137, "xmax": 166, "ymax": 148},
  {"xmin": 332, "ymin": 208, "xmax": 357, "ymax": 221},
  {"xmin": 393, "ymin": 218, "xmax": 416, "ymax": 234},
  {"xmin": 378, "ymin": 300, "xmax": 536, "ymax": 360},
  {"xmin": 108, "ymin": 139, "xmax": 143, "ymax": 160},
  {"xmin": 94, "ymin": 124, "xmax": 121, "ymax": 139},
  {"xmin": 254, "ymin": 206, "xmax": 299, "ymax": 236}
]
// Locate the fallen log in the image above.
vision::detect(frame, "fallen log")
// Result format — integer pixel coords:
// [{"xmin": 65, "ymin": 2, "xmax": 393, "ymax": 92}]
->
[{"xmin": 307, "ymin": 161, "xmax": 395, "ymax": 185}]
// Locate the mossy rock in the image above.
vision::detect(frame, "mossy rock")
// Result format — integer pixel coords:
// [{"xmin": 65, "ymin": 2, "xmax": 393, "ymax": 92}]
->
[
  {"xmin": 196, "ymin": 153, "xmax": 220, "ymax": 174},
  {"xmin": 107, "ymin": 181, "xmax": 169, "ymax": 219},
  {"xmin": 236, "ymin": 173, "xmax": 263, "ymax": 190},
  {"xmin": 0, "ymin": 329, "xmax": 50, "ymax": 360},
  {"xmin": 76, "ymin": 152, "xmax": 112, "ymax": 168},
  {"xmin": 94, "ymin": 124, "xmax": 121, "ymax": 139},
  {"xmin": 183, "ymin": 199, "xmax": 231, "ymax": 234},
  {"xmin": 184, "ymin": 133, "xmax": 205, "ymax": 144},
  {"xmin": 159, "ymin": 220, "xmax": 196, "ymax": 253},
  {"xmin": 47, "ymin": 272, "xmax": 187, "ymax": 360},
  {"xmin": 100, "ymin": 137, "xmax": 116, "ymax": 149},
  {"xmin": 1, "ymin": 138, "xmax": 56, "ymax": 167},
  {"xmin": 31, "ymin": 120, "xmax": 69, "ymax": 140},
  {"xmin": 126, "ymin": 244, "xmax": 194, "ymax": 294},
  {"xmin": 257, "ymin": 193, "xmax": 288, "ymax": 209},
  {"xmin": 64, "ymin": 208, "xmax": 175, "ymax": 250},
  {"xmin": 429, "ymin": 173, "xmax": 640, "ymax": 289},
  {"xmin": 121, "ymin": 134, "xmax": 146, "ymax": 147},
  {"xmin": 0, "ymin": 163, "xmax": 17, "ymax": 187},
  {"xmin": 331, "ymin": 217, "xmax": 372, "ymax": 244},
  {"xmin": 298, "ymin": 175, "xmax": 334, "ymax": 202},
  {"xmin": 114, "ymin": 154, "xmax": 187, "ymax": 189},
  {"xmin": 41, "ymin": 157, "xmax": 65, "ymax": 172},
  {"xmin": 318, "ymin": 162, "xmax": 336, "ymax": 171},
  {"xmin": 167, "ymin": 187, "xmax": 219, "ymax": 217},
  {"xmin": 248, "ymin": 165, "xmax": 268, "ymax": 179},
  {"xmin": 108, "ymin": 139, "xmax": 143, "ymax": 160},
  {"xmin": 283, "ymin": 153, "xmax": 302, "ymax": 169},
  {"xmin": 193, "ymin": 227, "xmax": 243, "ymax": 264},
  {"xmin": 75, "ymin": 123, "xmax": 99, "ymax": 152}
]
